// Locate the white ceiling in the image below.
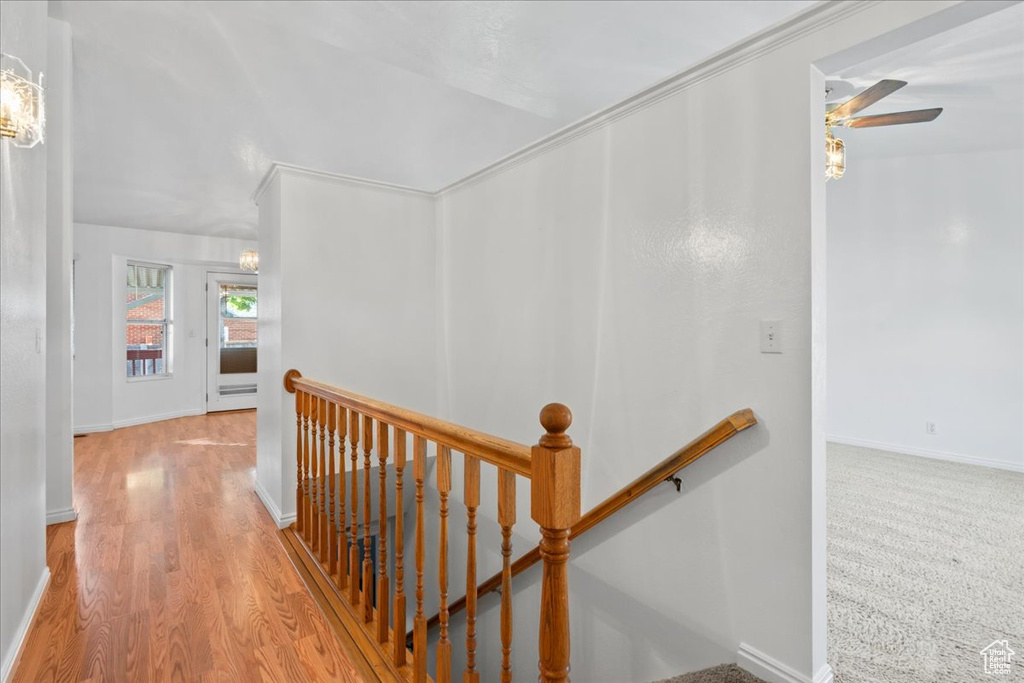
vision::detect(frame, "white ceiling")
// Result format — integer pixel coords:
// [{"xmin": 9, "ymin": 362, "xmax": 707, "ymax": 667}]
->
[
  {"xmin": 51, "ymin": 0, "xmax": 814, "ymax": 239},
  {"xmin": 826, "ymin": 2, "xmax": 1024, "ymax": 161}
]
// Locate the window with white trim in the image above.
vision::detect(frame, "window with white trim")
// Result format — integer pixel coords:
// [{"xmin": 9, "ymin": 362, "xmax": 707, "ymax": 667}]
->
[{"xmin": 126, "ymin": 262, "xmax": 172, "ymax": 377}]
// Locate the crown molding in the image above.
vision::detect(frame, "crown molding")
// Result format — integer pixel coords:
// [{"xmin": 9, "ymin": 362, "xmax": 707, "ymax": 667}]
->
[
  {"xmin": 252, "ymin": 161, "xmax": 434, "ymax": 206},
  {"xmin": 251, "ymin": 1, "xmax": 881, "ymax": 203}
]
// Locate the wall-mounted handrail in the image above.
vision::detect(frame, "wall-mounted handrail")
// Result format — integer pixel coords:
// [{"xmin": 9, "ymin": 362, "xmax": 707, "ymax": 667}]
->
[{"xmin": 415, "ymin": 408, "xmax": 757, "ymax": 641}]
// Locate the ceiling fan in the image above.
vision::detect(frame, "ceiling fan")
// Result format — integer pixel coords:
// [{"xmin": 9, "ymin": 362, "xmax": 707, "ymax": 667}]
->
[{"xmin": 824, "ymin": 79, "xmax": 943, "ymax": 180}]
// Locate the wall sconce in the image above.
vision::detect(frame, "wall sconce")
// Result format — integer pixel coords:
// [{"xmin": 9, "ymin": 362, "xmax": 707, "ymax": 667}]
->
[
  {"xmin": 825, "ymin": 128, "xmax": 845, "ymax": 180},
  {"xmin": 1, "ymin": 53, "xmax": 45, "ymax": 148},
  {"xmin": 239, "ymin": 250, "xmax": 259, "ymax": 273}
]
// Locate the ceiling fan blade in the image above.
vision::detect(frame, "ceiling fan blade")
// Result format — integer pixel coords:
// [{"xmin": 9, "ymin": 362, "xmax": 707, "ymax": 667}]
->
[
  {"xmin": 844, "ymin": 108, "xmax": 943, "ymax": 128},
  {"xmin": 829, "ymin": 79, "xmax": 907, "ymax": 120}
]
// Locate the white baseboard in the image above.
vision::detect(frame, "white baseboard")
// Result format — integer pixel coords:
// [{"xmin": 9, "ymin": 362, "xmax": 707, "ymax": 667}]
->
[
  {"xmin": 45, "ymin": 507, "xmax": 77, "ymax": 525},
  {"xmin": 75, "ymin": 407, "xmax": 207, "ymax": 434},
  {"xmin": 112, "ymin": 408, "xmax": 205, "ymax": 429},
  {"xmin": 73, "ymin": 423, "xmax": 113, "ymax": 434},
  {"xmin": 737, "ymin": 643, "xmax": 831, "ymax": 683},
  {"xmin": 813, "ymin": 664, "xmax": 835, "ymax": 683},
  {"xmin": 254, "ymin": 478, "xmax": 295, "ymax": 529},
  {"xmin": 1, "ymin": 567, "xmax": 51, "ymax": 682},
  {"xmin": 827, "ymin": 435, "xmax": 1023, "ymax": 473}
]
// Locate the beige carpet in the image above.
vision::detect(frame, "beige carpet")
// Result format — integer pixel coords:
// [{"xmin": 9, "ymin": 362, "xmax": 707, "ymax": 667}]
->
[
  {"xmin": 828, "ymin": 443, "xmax": 1024, "ymax": 682},
  {"xmin": 654, "ymin": 664, "xmax": 765, "ymax": 683}
]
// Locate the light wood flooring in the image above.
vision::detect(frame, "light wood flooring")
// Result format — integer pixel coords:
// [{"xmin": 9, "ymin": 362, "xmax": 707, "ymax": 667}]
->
[{"xmin": 11, "ymin": 411, "xmax": 365, "ymax": 682}]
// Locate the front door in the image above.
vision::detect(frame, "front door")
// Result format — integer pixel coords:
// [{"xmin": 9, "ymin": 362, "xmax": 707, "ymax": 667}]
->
[{"xmin": 206, "ymin": 273, "xmax": 258, "ymax": 412}]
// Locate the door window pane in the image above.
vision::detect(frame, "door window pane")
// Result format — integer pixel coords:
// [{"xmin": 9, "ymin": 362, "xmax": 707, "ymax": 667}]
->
[{"xmin": 219, "ymin": 284, "xmax": 257, "ymax": 374}]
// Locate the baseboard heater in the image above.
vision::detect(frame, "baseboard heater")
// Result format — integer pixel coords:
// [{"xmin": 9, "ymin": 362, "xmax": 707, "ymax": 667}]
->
[{"xmin": 219, "ymin": 383, "xmax": 257, "ymax": 396}]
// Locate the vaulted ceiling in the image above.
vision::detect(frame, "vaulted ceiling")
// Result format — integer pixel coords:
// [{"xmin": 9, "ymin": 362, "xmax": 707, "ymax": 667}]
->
[{"xmin": 51, "ymin": 0, "xmax": 814, "ymax": 239}]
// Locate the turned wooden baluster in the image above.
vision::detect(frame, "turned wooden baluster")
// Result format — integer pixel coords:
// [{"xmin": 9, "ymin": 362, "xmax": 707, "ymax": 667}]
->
[
  {"xmin": 393, "ymin": 428, "xmax": 408, "ymax": 668},
  {"xmin": 327, "ymin": 403, "xmax": 338, "ymax": 577},
  {"xmin": 377, "ymin": 421, "xmax": 390, "ymax": 643},
  {"xmin": 295, "ymin": 390, "xmax": 305, "ymax": 536},
  {"xmin": 302, "ymin": 392, "xmax": 311, "ymax": 540},
  {"xmin": 413, "ymin": 435, "xmax": 427, "ymax": 683},
  {"xmin": 337, "ymin": 405, "xmax": 348, "ymax": 589},
  {"xmin": 498, "ymin": 468, "xmax": 516, "ymax": 683},
  {"xmin": 362, "ymin": 414, "xmax": 374, "ymax": 623},
  {"xmin": 349, "ymin": 409, "xmax": 361, "ymax": 606},
  {"xmin": 318, "ymin": 398, "xmax": 329, "ymax": 562},
  {"xmin": 532, "ymin": 404, "xmax": 581, "ymax": 683},
  {"xmin": 310, "ymin": 397, "xmax": 321, "ymax": 554},
  {"xmin": 437, "ymin": 445, "xmax": 452, "ymax": 683},
  {"xmin": 464, "ymin": 455, "xmax": 481, "ymax": 683}
]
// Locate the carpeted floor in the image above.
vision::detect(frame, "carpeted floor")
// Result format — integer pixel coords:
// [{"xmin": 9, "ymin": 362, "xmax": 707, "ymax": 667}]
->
[
  {"xmin": 654, "ymin": 664, "xmax": 765, "ymax": 683},
  {"xmin": 827, "ymin": 443, "xmax": 1024, "ymax": 682}
]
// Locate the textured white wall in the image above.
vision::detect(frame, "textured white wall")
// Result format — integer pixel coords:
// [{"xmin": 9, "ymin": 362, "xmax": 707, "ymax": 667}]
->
[
  {"xmin": 0, "ymin": 2, "xmax": 50, "ymax": 677},
  {"xmin": 46, "ymin": 17, "xmax": 76, "ymax": 525},
  {"xmin": 827, "ymin": 149, "xmax": 1024, "ymax": 471},
  {"xmin": 72, "ymin": 223, "xmax": 255, "ymax": 432},
  {"xmin": 437, "ymin": 71, "xmax": 810, "ymax": 683},
  {"xmin": 256, "ymin": 170, "xmax": 437, "ymax": 527}
]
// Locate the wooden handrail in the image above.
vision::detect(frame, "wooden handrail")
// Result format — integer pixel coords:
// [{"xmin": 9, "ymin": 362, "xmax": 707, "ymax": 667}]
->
[
  {"xmin": 414, "ymin": 408, "xmax": 757, "ymax": 641},
  {"xmin": 285, "ymin": 370, "xmax": 533, "ymax": 478}
]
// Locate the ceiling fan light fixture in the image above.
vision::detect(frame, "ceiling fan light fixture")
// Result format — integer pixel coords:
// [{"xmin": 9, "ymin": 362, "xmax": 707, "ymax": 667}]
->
[
  {"xmin": 823, "ymin": 77, "xmax": 943, "ymax": 181},
  {"xmin": 825, "ymin": 129, "xmax": 845, "ymax": 180}
]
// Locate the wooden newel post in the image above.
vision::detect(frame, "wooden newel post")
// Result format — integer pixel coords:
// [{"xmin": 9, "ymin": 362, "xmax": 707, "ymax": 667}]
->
[{"xmin": 531, "ymin": 403, "xmax": 581, "ymax": 682}]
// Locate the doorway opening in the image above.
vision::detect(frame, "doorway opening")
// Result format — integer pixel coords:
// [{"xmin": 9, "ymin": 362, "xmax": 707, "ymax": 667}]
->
[
  {"xmin": 812, "ymin": 4, "xmax": 1024, "ymax": 682},
  {"xmin": 207, "ymin": 272, "xmax": 258, "ymax": 412}
]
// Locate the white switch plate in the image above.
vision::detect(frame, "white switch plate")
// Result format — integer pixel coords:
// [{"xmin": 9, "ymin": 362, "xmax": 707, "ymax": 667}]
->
[
  {"xmin": 926, "ymin": 421, "xmax": 937, "ymax": 435},
  {"xmin": 760, "ymin": 320, "xmax": 782, "ymax": 353}
]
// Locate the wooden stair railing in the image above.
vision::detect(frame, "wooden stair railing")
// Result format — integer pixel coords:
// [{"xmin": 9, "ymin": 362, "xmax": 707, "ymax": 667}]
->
[
  {"xmin": 416, "ymin": 408, "xmax": 757, "ymax": 642},
  {"xmin": 282, "ymin": 369, "xmax": 582, "ymax": 683}
]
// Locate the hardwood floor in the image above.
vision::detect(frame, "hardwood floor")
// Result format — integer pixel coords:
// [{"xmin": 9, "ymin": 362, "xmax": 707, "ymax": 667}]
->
[{"xmin": 12, "ymin": 411, "xmax": 365, "ymax": 682}]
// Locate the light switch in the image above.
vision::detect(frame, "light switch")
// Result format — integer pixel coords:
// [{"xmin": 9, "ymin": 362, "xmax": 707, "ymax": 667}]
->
[{"xmin": 760, "ymin": 320, "xmax": 781, "ymax": 353}]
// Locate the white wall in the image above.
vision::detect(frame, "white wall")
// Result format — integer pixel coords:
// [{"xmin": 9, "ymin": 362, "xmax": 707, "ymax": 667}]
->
[
  {"xmin": 255, "ymin": 168, "xmax": 436, "ymax": 527},
  {"xmin": 437, "ymin": 64, "xmax": 805, "ymax": 683},
  {"xmin": 0, "ymin": 2, "xmax": 50, "ymax": 678},
  {"xmin": 827, "ymin": 149, "xmax": 1024, "ymax": 471},
  {"xmin": 72, "ymin": 223, "xmax": 255, "ymax": 432},
  {"xmin": 255, "ymin": 178, "xmax": 283, "ymax": 520},
  {"xmin": 46, "ymin": 17, "xmax": 76, "ymax": 525}
]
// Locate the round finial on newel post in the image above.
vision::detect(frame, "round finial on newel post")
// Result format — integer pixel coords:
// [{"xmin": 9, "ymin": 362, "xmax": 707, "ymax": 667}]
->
[
  {"xmin": 539, "ymin": 403, "xmax": 573, "ymax": 448},
  {"xmin": 283, "ymin": 368, "xmax": 301, "ymax": 393}
]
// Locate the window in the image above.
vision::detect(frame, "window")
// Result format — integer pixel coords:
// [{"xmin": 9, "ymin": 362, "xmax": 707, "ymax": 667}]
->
[{"xmin": 126, "ymin": 262, "xmax": 171, "ymax": 377}]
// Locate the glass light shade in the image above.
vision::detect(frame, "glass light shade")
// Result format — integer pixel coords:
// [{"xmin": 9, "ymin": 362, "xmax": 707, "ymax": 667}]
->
[
  {"xmin": 825, "ymin": 132, "xmax": 845, "ymax": 180},
  {"xmin": 0, "ymin": 53, "xmax": 45, "ymax": 148},
  {"xmin": 239, "ymin": 250, "xmax": 259, "ymax": 272}
]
